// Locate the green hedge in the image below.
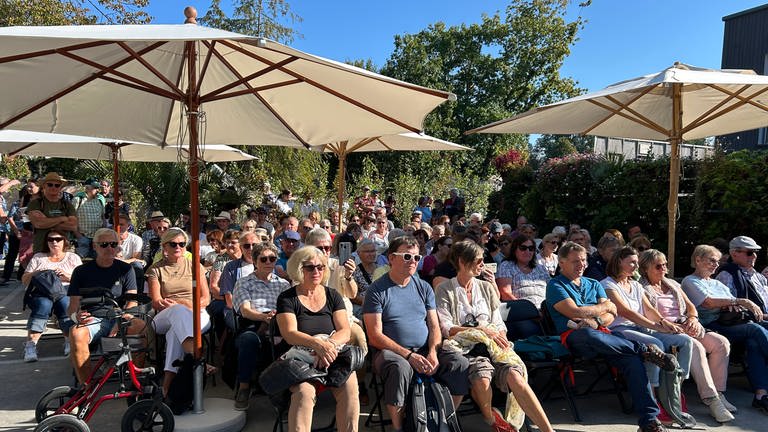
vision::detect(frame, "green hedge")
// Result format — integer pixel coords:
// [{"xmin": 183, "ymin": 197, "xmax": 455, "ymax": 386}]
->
[{"xmin": 492, "ymin": 151, "xmax": 768, "ymax": 276}]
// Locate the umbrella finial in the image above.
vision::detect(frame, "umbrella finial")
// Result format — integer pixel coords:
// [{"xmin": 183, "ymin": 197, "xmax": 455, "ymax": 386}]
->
[{"xmin": 184, "ymin": 6, "xmax": 198, "ymax": 24}]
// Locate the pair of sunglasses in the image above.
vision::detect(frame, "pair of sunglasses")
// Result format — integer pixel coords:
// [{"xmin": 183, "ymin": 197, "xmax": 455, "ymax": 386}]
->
[{"xmin": 259, "ymin": 255, "xmax": 278, "ymax": 263}]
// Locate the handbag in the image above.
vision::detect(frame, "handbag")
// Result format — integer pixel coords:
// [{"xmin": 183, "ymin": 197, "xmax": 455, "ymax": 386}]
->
[
  {"xmin": 716, "ymin": 307, "xmax": 754, "ymax": 326},
  {"xmin": 23, "ymin": 270, "xmax": 66, "ymax": 309}
]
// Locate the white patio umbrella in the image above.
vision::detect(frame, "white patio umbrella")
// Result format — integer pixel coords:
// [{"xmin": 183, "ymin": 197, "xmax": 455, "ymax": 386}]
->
[
  {"xmin": 468, "ymin": 62, "xmax": 768, "ymax": 274},
  {"xmin": 0, "ymin": 129, "xmax": 257, "ymax": 227},
  {"xmin": 310, "ymin": 132, "xmax": 471, "ymax": 227},
  {"xmin": 0, "ymin": 13, "xmax": 453, "ymax": 413}
]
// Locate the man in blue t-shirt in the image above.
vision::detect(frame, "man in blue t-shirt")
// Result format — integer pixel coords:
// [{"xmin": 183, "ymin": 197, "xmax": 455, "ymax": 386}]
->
[
  {"xmin": 363, "ymin": 236, "xmax": 468, "ymax": 431},
  {"xmin": 546, "ymin": 242, "xmax": 676, "ymax": 432}
]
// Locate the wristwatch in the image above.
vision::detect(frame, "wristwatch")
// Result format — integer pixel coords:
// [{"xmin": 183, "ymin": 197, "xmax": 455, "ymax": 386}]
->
[{"xmin": 594, "ymin": 316, "xmax": 604, "ymax": 327}]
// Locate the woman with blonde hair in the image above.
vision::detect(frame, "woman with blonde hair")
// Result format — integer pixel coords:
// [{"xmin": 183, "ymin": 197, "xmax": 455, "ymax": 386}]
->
[
  {"xmin": 639, "ymin": 249, "xmax": 734, "ymax": 422},
  {"xmin": 276, "ymin": 246, "xmax": 359, "ymax": 431}
]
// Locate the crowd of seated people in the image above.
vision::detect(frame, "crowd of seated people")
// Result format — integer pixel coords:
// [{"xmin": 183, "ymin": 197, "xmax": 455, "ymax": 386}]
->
[{"xmin": 7, "ymin": 174, "xmax": 768, "ymax": 431}]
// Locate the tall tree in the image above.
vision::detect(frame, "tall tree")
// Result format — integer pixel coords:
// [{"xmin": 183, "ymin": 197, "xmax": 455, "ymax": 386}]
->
[
  {"xmin": 378, "ymin": 0, "xmax": 586, "ymax": 180},
  {"xmin": 0, "ymin": 0, "xmax": 150, "ymax": 25},
  {"xmin": 199, "ymin": 0, "xmax": 302, "ymax": 43}
]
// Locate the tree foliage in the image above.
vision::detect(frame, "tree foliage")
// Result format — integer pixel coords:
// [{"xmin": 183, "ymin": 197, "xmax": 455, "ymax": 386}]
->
[
  {"xmin": 199, "ymin": 0, "xmax": 302, "ymax": 43},
  {"xmin": 0, "ymin": 0, "xmax": 150, "ymax": 25}
]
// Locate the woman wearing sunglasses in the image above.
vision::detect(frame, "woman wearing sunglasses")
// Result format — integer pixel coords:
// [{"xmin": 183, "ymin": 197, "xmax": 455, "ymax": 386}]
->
[
  {"xmin": 275, "ymin": 246, "xmax": 359, "ymax": 431},
  {"xmin": 683, "ymin": 244, "xmax": 768, "ymax": 413},
  {"xmin": 21, "ymin": 228, "xmax": 82, "ymax": 362},
  {"xmin": 495, "ymin": 234, "xmax": 551, "ymax": 308},
  {"xmin": 231, "ymin": 242, "xmax": 290, "ymax": 410},
  {"xmin": 639, "ymin": 249, "xmax": 734, "ymax": 423},
  {"xmin": 436, "ymin": 240, "xmax": 554, "ymax": 432},
  {"xmin": 147, "ymin": 227, "xmax": 211, "ymax": 399}
]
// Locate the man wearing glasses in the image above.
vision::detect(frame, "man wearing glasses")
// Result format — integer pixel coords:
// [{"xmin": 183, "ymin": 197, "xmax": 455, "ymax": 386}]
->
[
  {"xmin": 27, "ymin": 172, "xmax": 78, "ymax": 254},
  {"xmin": 218, "ymin": 231, "xmax": 260, "ymax": 329},
  {"xmin": 363, "ymin": 236, "xmax": 469, "ymax": 431},
  {"xmin": 716, "ymin": 236, "xmax": 768, "ymax": 322},
  {"xmin": 67, "ymin": 228, "xmax": 141, "ymax": 384}
]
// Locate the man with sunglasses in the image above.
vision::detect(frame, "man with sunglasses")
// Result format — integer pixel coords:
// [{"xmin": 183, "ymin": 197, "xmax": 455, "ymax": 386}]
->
[
  {"xmin": 66, "ymin": 228, "xmax": 141, "ymax": 384},
  {"xmin": 364, "ymin": 236, "xmax": 469, "ymax": 431},
  {"xmin": 218, "ymin": 231, "xmax": 260, "ymax": 329},
  {"xmin": 26, "ymin": 172, "xmax": 78, "ymax": 254},
  {"xmin": 716, "ymin": 236, "xmax": 768, "ymax": 322}
]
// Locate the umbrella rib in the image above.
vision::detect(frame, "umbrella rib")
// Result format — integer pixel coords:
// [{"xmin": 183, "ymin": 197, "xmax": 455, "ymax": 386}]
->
[
  {"xmin": 347, "ymin": 137, "xmax": 379, "ymax": 153},
  {"xmin": 203, "ymin": 79, "xmax": 303, "ymax": 102},
  {"xmin": 117, "ymin": 42, "xmax": 185, "ymax": 97},
  {"xmin": 0, "ymin": 40, "xmax": 114, "ymax": 64},
  {"xmin": 687, "ymin": 84, "xmax": 768, "ymax": 130},
  {"xmin": 602, "ymin": 94, "xmax": 666, "ymax": 133},
  {"xmin": 586, "ymin": 98, "xmax": 667, "ymax": 137},
  {"xmin": 218, "ymin": 40, "xmax": 423, "ymax": 133},
  {"xmin": 99, "ymin": 75, "xmax": 181, "ymax": 101},
  {"xmin": 57, "ymin": 50, "xmax": 182, "ymax": 101},
  {"xmin": 201, "ymin": 44, "xmax": 310, "ymax": 148},
  {"xmin": 682, "ymin": 84, "xmax": 753, "ymax": 133},
  {"xmin": 197, "ymin": 40, "xmax": 216, "ymax": 91},
  {"xmin": 0, "ymin": 41, "xmax": 168, "ymax": 130},
  {"xmin": 7, "ymin": 142, "xmax": 37, "ymax": 157},
  {"xmin": 200, "ymin": 56, "xmax": 299, "ymax": 101},
  {"xmin": 251, "ymin": 41, "xmax": 452, "ymax": 99}
]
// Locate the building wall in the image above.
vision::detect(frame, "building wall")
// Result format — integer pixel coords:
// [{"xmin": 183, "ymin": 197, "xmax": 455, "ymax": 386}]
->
[{"xmin": 720, "ymin": 5, "xmax": 768, "ymax": 151}]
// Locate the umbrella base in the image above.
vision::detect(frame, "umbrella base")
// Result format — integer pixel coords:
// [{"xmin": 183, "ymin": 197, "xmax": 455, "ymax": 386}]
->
[{"xmin": 174, "ymin": 397, "xmax": 246, "ymax": 432}]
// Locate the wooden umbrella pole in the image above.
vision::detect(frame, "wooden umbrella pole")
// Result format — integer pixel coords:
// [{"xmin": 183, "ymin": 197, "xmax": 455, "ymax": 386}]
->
[
  {"xmin": 336, "ymin": 143, "xmax": 347, "ymax": 233},
  {"xmin": 667, "ymin": 83, "xmax": 683, "ymax": 276},
  {"xmin": 111, "ymin": 145, "xmax": 120, "ymax": 229},
  {"xmin": 186, "ymin": 39, "xmax": 202, "ymax": 360}
]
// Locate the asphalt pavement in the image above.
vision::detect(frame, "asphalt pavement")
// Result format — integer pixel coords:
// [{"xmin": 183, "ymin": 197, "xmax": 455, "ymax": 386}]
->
[{"xmin": 1, "ymin": 256, "xmax": 766, "ymax": 431}]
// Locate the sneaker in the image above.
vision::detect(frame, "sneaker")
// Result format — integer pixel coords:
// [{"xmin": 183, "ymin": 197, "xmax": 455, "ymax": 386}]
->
[
  {"xmin": 490, "ymin": 407, "xmax": 517, "ymax": 432},
  {"xmin": 638, "ymin": 420, "xmax": 667, "ymax": 432},
  {"xmin": 23, "ymin": 341, "xmax": 38, "ymax": 362},
  {"xmin": 718, "ymin": 392, "xmax": 738, "ymax": 413},
  {"xmin": 642, "ymin": 344, "xmax": 678, "ymax": 371},
  {"xmin": 752, "ymin": 395, "xmax": 768, "ymax": 413},
  {"xmin": 704, "ymin": 396, "xmax": 735, "ymax": 423},
  {"xmin": 234, "ymin": 388, "xmax": 250, "ymax": 411},
  {"xmin": 63, "ymin": 340, "xmax": 70, "ymax": 357}
]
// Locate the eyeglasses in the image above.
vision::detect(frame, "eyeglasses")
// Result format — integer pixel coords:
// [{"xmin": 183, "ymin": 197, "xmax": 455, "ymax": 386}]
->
[
  {"xmin": 636, "ymin": 246, "xmax": 649, "ymax": 252},
  {"xmin": 499, "ymin": 242, "xmax": 510, "ymax": 247},
  {"xmin": 47, "ymin": 237, "xmax": 65, "ymax": 243},
  {"xmin": 46, "ymin": 182, "xmax": 62, "ymax": 188},
  {"xmin": 259, "ymin": 255, "xmax": 278, "ymax": 263},
  {"xmin": 655, "ymin": 262, "xmax": 668, "ymax": 270},
  {"xmin": 546, "ymin": 240, "xmax": 559, "ymax": 245},
  {"xmin": 260, "ymin": 236, "xmax": 270, "ymax": 241},
  {"xmin": 518, "ymin": 245, "xmax": 536, "ymax": 252},
  {"xmin": 226, "ymin": 241, "xmax": 239, "ymax": 245},
  {"xmin": 735, "ymin": 249, "xmax": 756, "ymax": 257},
  {"xmin": 320, "ymin": 225, "xmax": 331, "ymax": 229},
  {"xmin": 462, "ymin": 313, "xmax": 490, "ymax": 328},
  {"xmin": 377, "ymin": 221, "xmax": 387, "ymax": 225},
  {"xmin": 302, "ymin": 264, "xmax": 326, "ymax": 273},
  {"xmin": 98, "ymin": 242, "xmax": 119, "ymax": 248},
  {"xmin": 167, "ymin": 241, "xmax": 186, "ymax": 248},
  {"xmin": 391, "ymin": 252, "xmax": 422, "ymax": 262},
  {"xmin": 241, "ymin": 243, "xmax": 255, "ymax": 249},
  {"xmin": 316, "ymin": 245, "xmax": 331, "ymax": 252},
  {"xmin": 157, "ymin": 226, "xmax": 169, "ymax": 232},
  {"xmin": 284, "ymin": 239, "xmax": 299, "ymax": 244},
  {"xmin": 704, "ymin": 257, "xmax": 719, "ymax": 266}
]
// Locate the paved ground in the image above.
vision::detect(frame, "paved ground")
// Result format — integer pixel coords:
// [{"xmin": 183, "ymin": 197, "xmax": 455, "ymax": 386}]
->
[{"xmin": 1, "ymin": 257, "xmax": 766, "ymax": 431}]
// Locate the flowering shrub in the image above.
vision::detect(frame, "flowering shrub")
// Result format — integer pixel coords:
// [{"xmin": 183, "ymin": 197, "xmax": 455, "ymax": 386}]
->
[{"xmin": 493, "ymin": 148, "xmax": 529, "ymax": 173}]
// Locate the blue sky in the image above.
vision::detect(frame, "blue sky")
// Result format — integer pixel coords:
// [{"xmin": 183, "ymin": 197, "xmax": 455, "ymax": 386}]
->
[{"xmin": 147, "ymin": 0, "xmax": 767, "ymax": 93}]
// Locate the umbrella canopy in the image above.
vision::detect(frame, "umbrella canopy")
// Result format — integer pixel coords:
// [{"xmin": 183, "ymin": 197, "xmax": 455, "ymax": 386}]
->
[
  {"xmin": 468, "ymin": 62, "xmax": 768, "ymax": 274},
  {"xmin": 0, "ymin": 24, "xmax": 453, "ymax": 147},
  {"xmin": 310, "ymin": 133, "xmax": 471, "ymax": 228},
  {"xmin": 0, "ymin": 18, "xmax": 453, "ymax": 411},
  {"xmin": 0, "ymin": 130, "xmax": 257, "ymax": 162}
]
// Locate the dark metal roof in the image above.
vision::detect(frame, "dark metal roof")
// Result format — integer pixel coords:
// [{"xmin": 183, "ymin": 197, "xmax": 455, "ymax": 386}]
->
[{"xmin": 723, "ymin": 3, "xmax": 768, "ymax": 21}]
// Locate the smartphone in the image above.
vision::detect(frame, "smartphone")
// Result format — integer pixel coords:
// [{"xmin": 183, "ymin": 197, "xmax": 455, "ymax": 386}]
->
[
  {"xmin": 484, "ymin": 262, "xmax": 497, "ymax": 274},
  {"xmin": 339, "ymin": 241, "xmax": 352, "ymax": 265}
]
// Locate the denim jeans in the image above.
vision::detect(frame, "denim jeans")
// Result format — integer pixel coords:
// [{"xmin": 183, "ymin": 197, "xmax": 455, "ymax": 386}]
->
[
  {"xmin": 611, "ymin": 325, "xmax": 693, "ymax": 386},
  {"xmin": 235, "ymin": 330, "xmax": 271, "ymax": 383},
  {"xmin": 564, "ymin": 327, "xmax": 659, "ymax": 427},
  {"xmin": 27, "ymin": 295, "xmax": 74, "ymax": 335},
  {"xmin": 706, "ymin": 320, "xmax": 768, "ymax": 391}
]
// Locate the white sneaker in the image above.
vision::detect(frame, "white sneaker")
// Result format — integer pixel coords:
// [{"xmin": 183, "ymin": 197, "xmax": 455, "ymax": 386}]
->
[
  {"xmin": 23, "ymin": 341, "xmax": 38, "ymax": 362},
  {"xmin": 705, "ymin": 397, "xmax": 735, "ymax": 423},
  {"xmin": 718, "ymin": 392, "xmax": 738, "ymax": 413},
  {"xmin": 63, "ymin": 340, "xmax": 70, "ymax": 357}
]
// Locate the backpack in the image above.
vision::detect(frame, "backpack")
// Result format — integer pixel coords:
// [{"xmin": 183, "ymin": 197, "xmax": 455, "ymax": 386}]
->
[
  {"xmin": 513, "ymin": 335, "xmax": 571, "ymax": 362},
  {"xmin": 404, "ymin": 374, "xmax": 462, "ymax": 432},
  {"xmin": 167, "ymin": 353, "xmax": 200, "ymax": 415},
  {"xmin": 23, "ymin": 270, "xmax": 66, "ymax": 310}
]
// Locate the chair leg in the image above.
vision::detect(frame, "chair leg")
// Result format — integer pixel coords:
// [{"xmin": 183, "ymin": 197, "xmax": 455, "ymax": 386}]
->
[{"xmin": 365, "ymin": 373, "xmax": 389, "ymax": 432}]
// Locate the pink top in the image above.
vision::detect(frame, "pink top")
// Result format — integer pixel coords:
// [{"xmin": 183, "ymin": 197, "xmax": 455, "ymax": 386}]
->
[{"xmin": 654, "ymin": 292, "xmax": 681, "ymax": 322}]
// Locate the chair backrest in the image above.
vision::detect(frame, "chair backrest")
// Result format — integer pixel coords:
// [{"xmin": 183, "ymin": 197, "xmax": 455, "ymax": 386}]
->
[
  {"xmin": 504, "ymin": 299, "xmax": 544, "ymax": 341},
  {"xmin": 538, "ymin": 300, "xmax": 558, "ymax": 336}
]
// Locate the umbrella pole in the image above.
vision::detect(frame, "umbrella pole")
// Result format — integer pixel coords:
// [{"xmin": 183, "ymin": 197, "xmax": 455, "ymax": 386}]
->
[
  {"xmin": 185, "ymin": 39, "xmax": 205, "ymax": 413},
  {"xmin": 111, "ymin": 146, "xmax": 120, "ymax": 229},
  {"xmin": 667, "ymin": 83, "xmax": 683, "ymax": 276},
  {"xmin": 337, "ymin": 146, "xmax": 347, "ymax": 232}
]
